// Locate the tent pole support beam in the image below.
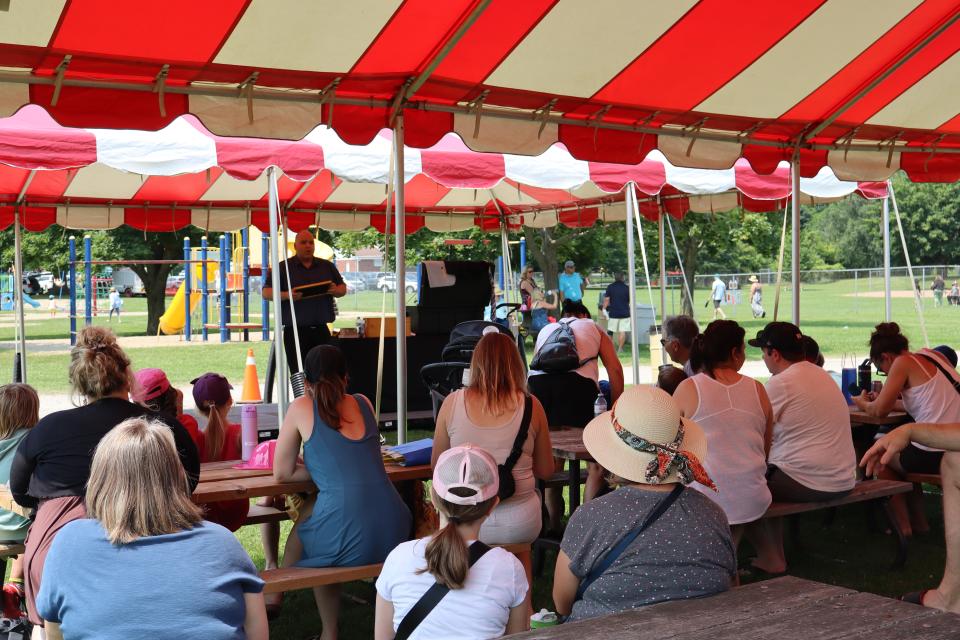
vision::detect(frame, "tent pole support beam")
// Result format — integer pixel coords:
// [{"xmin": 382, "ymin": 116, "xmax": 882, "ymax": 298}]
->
[
  {"xmin": 394, "ymin": 114, "xmax": 407, "ymax": 445},
  {"xmin": 658, "ymin": 212, "xmax": 666, "ymax": 363},
  {"xmin": 13, "ymin": 205, "xmax": 26, "ymax": 382},
  {"xmin": 2, "ymin": 72, "xmax": 959, "ymax": 156},
  {"xmin": 267, "ymin": 167, "xmax": 289, "ymax": 420},
  {"xmin": 883, "ymin": 195, "xmax": 892, "ymax": 321},
  {"xmin": 791, "ymin": 158, "xmax": 800, "ymax": 326},
  {"xmin": 624, "ymin": 184, "xmax": 640, "ymax": 386}
]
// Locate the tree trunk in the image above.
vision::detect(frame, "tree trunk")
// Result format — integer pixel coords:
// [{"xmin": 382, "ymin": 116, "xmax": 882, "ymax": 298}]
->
[
  {"xmin": 132, "ymin": 265, "xmax": 174, "ymax": 335},
  {"xmin": 523, "ymin": 226, "xmax": 560, "ymax": 291},
  {"xmin": 681, "ymin": 233, "xmax": 699, "ymax": 317}
]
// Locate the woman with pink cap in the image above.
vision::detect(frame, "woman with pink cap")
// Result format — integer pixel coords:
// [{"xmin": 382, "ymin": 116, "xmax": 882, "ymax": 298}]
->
[{"xmin": 375, "ymin": 445, "xmax": 528, "ymax": 639}]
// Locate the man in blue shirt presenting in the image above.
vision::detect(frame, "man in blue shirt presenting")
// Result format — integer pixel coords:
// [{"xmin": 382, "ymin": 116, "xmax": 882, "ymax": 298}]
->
[
  {"xmin": 603, "ymin": 272, "xmax": 631, "ymax": 352},
  {"xmin": 558, "ymin": 260, "xmax": 588, "ymax": 304}
]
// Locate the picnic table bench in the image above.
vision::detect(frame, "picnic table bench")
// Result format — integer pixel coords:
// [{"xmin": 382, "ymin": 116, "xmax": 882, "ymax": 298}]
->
[{"xmin": 506, "ymin": 575, "xmax": 960, "ymax": 639}]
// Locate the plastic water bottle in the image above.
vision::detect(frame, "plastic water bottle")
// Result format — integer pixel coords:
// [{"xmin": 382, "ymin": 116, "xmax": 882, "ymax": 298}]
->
[
  {"xmin": 594, "ymin": 393, "xmax": 608, "ymax": 417},
  {"xmin": 241, "ymin": 404, "xmax": 258, "ymax": 461}
]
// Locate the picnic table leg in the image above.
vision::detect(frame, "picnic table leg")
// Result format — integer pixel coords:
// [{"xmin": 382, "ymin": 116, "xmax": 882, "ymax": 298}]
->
[
  {"xmin": 881, "ymin": 498, "xmax": 909, "ymax": 569},
  {"xmin": 568, "ymin": 459, "xmax": 581, "ymax": 515}
]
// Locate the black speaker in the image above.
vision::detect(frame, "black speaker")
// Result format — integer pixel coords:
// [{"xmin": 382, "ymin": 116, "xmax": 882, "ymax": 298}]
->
[{"xmin": 416, "ymin": 261, "xmax": 493, "ymax": 308}]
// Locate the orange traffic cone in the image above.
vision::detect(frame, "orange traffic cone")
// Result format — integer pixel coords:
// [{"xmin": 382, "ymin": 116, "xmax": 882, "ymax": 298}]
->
[{"xmin": 240, "ymin": 348, "xmax": 263, "ymax": 403}]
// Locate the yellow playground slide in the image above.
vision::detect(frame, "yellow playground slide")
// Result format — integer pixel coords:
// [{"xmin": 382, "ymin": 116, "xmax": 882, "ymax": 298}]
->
[{"xmin": 158, "ymin": 282, "xmax": 203, "ymax": 335}]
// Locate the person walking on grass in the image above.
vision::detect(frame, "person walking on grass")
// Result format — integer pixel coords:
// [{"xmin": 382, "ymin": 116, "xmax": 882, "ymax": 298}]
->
[
  {"xmin": 749, "ymin": 275, "xmax": 765, "ymax": 318},
  {"xmin": 709, "ymin": 275, "xmax": 726, "ymax": 320},
  {"xmin": 602, "ymin": 272, "xmax": 631, "ymax": 353}
]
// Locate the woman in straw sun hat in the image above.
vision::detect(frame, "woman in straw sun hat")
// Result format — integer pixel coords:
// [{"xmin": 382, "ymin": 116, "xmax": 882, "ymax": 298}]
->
[{"xmin": 553, "ymin": 386, "xmax": 736, "ymax": 622}]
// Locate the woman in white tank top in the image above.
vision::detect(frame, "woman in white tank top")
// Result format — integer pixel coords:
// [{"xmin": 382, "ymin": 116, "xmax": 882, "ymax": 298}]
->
[
  {"xmin": 853, "ymin": 322, "xmax": 960, "ymax": 536},
  {"xmin": 432, "ymin": 332, "xmax": 555, "ymax": 596},
  {"xmin": 674, "ymin": 321, "xmax": 774, "ymax": 538}
]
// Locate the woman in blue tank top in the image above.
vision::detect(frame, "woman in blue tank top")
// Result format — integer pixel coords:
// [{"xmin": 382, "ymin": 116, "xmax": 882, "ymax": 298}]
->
[{"xmin": 274, "ymin": 344, "xmax": 411, "ymax": 638}]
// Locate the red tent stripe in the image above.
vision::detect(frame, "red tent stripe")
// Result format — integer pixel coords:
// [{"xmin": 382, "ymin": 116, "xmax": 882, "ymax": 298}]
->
[{"xmin": 592, "ymin": 0, "xmax": 825, "ymax": 111}]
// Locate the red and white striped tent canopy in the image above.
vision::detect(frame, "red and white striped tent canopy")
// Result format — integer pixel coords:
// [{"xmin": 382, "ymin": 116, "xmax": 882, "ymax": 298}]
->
[
  {"xmin": 0, "ymin": 1, "xmax": 957, "ymax": 182},
  {"xmin": 0, "ymin": 105, "xmax": 887, "ymax": 233}
]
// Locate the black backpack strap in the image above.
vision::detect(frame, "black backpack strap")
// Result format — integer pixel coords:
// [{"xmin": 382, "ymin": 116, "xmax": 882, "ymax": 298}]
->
[
  {"xmin": 395, "ymin": 542, "xmax": 493, "ymax": 640},
  {"xmin": 574, "ymin": 485, "xmax": 683, "ymax": 602},
  {"xmin": 502, "ymin": 396, "xmax": 533, "ymax": 475},
  {"xmin": 918, "ymin": 353, "xmax": 960, "ymax": 395}
]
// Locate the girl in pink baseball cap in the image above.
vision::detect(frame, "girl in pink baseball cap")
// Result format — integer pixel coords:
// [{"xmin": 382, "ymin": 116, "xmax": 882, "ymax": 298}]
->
[{"xmin": 375, "ymin": 445, "xmax": 529, "ymax": 639}]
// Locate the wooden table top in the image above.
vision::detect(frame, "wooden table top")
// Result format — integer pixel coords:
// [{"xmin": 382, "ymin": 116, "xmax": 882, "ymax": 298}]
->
[
  {"xmin": 848, "ymin": 405, "xmax": 910, "ymax": 427},
  {"xmin": 550, "ymin": 428, "xmax": 591, "ymax": 462},
  {"xmin": 192, "ymin": 460, "xmax": 432, "ymax": 503},
  {"xmin": 507, "ymin": 576, "xmax": 960, "ymax": 639}
]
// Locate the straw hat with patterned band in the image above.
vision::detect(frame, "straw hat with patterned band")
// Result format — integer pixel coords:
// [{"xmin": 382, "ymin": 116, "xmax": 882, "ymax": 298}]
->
[{"xmin": 583, "ymin": 386, "xmax": 715, "ymax": 489}]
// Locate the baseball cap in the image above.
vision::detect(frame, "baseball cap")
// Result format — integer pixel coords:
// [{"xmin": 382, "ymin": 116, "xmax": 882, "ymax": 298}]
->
[
  {"xmin": 748, "ymin": 321, "xmax": 803, "ymax": 353},
  {"xmin": 191, "ymin": 372, "xmax": 233, "ymax": 407},
  {"xmin": 564, "ymin": 260, "xmax": 575, "ymax": 268},
  {"xmin": 132, "ymin": 368, "xmax": 171, "ymax": 403},
  {"xmin": 433, "ymin": 445, "xmax": 499, "ymax": 505}
]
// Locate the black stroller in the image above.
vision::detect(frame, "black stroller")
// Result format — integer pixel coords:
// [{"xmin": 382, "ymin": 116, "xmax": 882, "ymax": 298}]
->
[{"xmin": 420, "ymin": 303, "xmax": 527, "ymax": 421}]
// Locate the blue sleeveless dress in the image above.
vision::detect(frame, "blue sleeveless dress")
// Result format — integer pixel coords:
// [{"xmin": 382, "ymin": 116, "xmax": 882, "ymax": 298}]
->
[{"xmin": 296, "ymin": 395, "xmax": 412, "ymax": 568}]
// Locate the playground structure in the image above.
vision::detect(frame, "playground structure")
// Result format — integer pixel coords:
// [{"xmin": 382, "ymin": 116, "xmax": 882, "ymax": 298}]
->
[{"xmin": 67, "ymin": 229, "xmax": 273, "ymax": 345}]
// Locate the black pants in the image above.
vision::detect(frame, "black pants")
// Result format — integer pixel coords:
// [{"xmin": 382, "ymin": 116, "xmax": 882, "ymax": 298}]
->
[{"xmin": 282, "ymin": 324, "xmax": 332, "ymax": 374}]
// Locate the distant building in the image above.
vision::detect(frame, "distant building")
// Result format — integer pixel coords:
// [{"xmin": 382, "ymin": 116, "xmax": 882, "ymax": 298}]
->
[{"xmin": 335, "ymin": 247, "xmax": 383, "ymax": 273}]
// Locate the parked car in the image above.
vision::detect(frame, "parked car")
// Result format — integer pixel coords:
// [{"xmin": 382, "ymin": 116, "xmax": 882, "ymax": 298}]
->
[
  {"xmin": 165, "ymin": 275, "xmax": 185, "ymax": 296},
  {"xmin": 377, "ymin": 272, "xmax": 418, "ymax": 293},
  {"xmin": 359, "ymin": 271, "xmax": 382, "ymax": 289},
  {"xmin": 341, "ymin": 272, "xmax": 366, "ymax": 292}
]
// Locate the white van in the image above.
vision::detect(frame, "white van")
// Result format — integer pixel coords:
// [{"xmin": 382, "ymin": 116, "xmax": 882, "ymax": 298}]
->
[{"xmin": 112, "ymin": 268, "xmax": 145, "ymax": 296}]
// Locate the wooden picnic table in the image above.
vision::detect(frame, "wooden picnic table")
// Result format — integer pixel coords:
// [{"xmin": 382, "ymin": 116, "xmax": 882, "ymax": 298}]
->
[
  {"xmin": 507, "ymin": 575, "xmax": 960, "ymax": 639},
  {"xmin": 192, "ymin": 460, "xmax": 432, "ymax": 504},
  {"xmin": 849, "ymin": 405, "xmax": 910, "ymax": 427}
]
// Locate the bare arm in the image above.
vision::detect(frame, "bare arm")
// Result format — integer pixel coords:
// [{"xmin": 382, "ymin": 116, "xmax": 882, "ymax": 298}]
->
[
  {"xmin": 329, "ymin": 282, "xmax": 348, "ymax": 298},
  {"xmin": 44, "ymin": 623, "xmax": 64, "ymax": 640},
  {"xmin": 552, "ymin": 550, "xmax": 579, "ymax": 616},
  {"xmin": 602, "ymin": 295, "xmax": 610, "ymax": 311},
  {"xmin": 861, "ymin": 423, "xmax": 960, "ymax": 476},
  {"xmin": 505, "ymin": 603, "xmax": 529, "ymax": 635},
  {"xmin": 430, "ymin": 394, "xmax": 455, "ymax": 468},
  {"xmin": 853, "ymin": 357, "xmax": 910, "ymax": 417},
  {"xmin": 243, "ymin": 592, "xmax": 269, "ymax": 640},
  {"xmin": 597, "ymin": 331, "xmax": 624, "ymax": 402},
  {"xmin": 273, "ymin": 396, "xmax": 313, "ymax": 483},
  {"xmin": 530, "ymin": 398, "xmax": 555, "ymax": 481},
  {"xmin": 756, "ymin": 382, "xmax": 774, "ymax": 456},
  {"xmin": 260, "ymin": 286, "xmax": 301, "ymax": 302},
  {"xmin": 672, "ymin": 378, "xmax": 699, "ymax": 419},
  {"xmin": 374, "ymin": 594, "xmax": 396, "ymax": 640}
]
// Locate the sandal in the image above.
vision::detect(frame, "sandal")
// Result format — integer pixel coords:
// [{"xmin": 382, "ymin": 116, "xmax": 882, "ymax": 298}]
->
[
  {"xmin": 737, "ymin": 564, "xmax": 787, "ymax": 581},
  {"xmin": 900, "ymin": 590, "xmax": 932, "ymax": 606}
]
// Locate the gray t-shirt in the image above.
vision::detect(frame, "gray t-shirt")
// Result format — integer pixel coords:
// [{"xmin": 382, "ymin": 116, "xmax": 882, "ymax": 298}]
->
[{"xmin": 561, "ymin": 485, "xmax": 735, "ymax": 621}]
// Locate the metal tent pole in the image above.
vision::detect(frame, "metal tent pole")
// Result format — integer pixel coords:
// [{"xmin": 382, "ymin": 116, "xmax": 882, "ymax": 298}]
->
[
  {"xmin": 883, "ymin": 196, "xmax": 892, "ymax": 321},
  {"xmin": 790, "ymin": 159, "xmax": 801, "ymax": 326},
  {"xmin": 13, "ymin": 207, "xmax": 26, "ymax": 382},
  {"xmin": 658, "ymin": 211, "xmax": 667, "ymax": 364},
  {"xmin": 68, "ymin": 236, "xmax": 77, "ymax": 346},
  {"xmin": 183, "ymin": 237, "xmax": 191, "ymax": 341},
  {"xmin": 267, "ymin": 167, "xmax": 289, "ymax": 419},
  {"xmin": 624, "ymin": 185, "xmax": 640, "ymax": 385},
  {"xmin": 394, "ymin": 115, "xmax": 408, "ymax": 444}
]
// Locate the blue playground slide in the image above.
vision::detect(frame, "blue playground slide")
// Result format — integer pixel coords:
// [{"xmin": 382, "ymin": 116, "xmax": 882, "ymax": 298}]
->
[{"xmin": 21, "ymin": 293, "xmax": 41, "ymax": 309}]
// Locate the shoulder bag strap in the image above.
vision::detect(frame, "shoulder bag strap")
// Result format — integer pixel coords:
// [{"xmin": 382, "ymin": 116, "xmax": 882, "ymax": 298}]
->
[
  {"xmin": 394, "ymin": 542, "xmax": 493, "ymax": 640},
  {"xmin": 918, "ymin": 353, "xmax": 960, "ymax": 395},
  {"xmin": 502, "ymin": 396, "xmax": 533, "ymax": 474},
  {"xmin": 574, "ymin": 485, "xmax": 684, "ymax": 602}
]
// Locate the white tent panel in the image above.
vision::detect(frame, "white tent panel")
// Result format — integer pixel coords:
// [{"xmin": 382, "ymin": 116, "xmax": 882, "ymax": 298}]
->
[
  {"xmin": 191, "ymin": 209, "xmax": 251, "ymax": 232},
  {"xmin": 598, "ymin": 201, "xmax": 627, "ymax": 222},
  {"xmin": 504, "ymin": 144, "xmax": 589, "ymax": 188},
  {"xmin": 315, "ymin": 211, "xmax": 371, "ymax": 231},
  {"xmin": 868, "ymin": 51, "xmax": 960, "ymax": 129},
  {"xmin": 57, "ymin": 206, "xmax": 125, "ymax": 230},
  {"xmin": 658, "ymin": 133, "xmax": 742, "ymax": 170},
  {"xmin": 201, "ymin": 172, "xmax": 269, "ymax": 201},
  {"xmin": 423, "ymin": 214, "xmax": 476, "ymax": 233},
  {"xmin": 453, "ymin": 114, "xmax": 558, "ymax": 156},
  {"xmin": 799, "ymin": 166, "xmax": 862, "ymax": 199},
  {"xmin": 688, "ymin": 192, "xmax": 740, "ymax": 214},
  {"xmin": 188, "ymin": 91, "xmax": 323, "ymax": 140},
  {"xmin": 522, "ymin": 209, "xmax": 558, "ymax": 228},
  {"xmin": 63, "ymin": 164, "xmax": 143, "ymax": 199},
  {"xmin": 828, "ymin": 148, "xmax": 900, "ymax": 182},
  {"xmin": 94, "ymin": 117, "xmax": 217, "ymax": 176},
  {"xmin": 323, "ymin": 181, "xmax": 388, "ymax": 205},
  {"xmin": 434, "ymin": 188, "xmax": 486, "ymax": 208},
  {"xmin": 490, "ymin": 183, "xmax": 538, "ymax": 206},
  {"xmin": 307, "ymin": 126, "xmax": 422, "ymax": 183}
]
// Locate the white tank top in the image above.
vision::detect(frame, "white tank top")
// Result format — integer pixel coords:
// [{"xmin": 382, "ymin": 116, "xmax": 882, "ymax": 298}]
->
[
  {"xmin": 446, "ymin": 390, "xmax": 535, "ymax": 500},
  {"xmin": 900, "ymin": 351, "xmax": 960, "ymax": 452},
  {"xmin": 690, "ymin": 373, "xmax": 771, "ymax": 525}
]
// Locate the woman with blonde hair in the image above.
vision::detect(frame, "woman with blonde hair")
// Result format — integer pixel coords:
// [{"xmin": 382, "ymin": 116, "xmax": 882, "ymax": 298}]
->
[
  {"xmin": 36, "ymin": 418, "xmax": 267, "ymax": 640},
  {"xmin": 432, "ymin": 332, "xmax": 554, "ymax": 584},
  {"xmin": 0, "ymin": 384, "xmax": 40, "ymax": 620},
  {"xmin": 375, "ymin": 445, "xmax": 528, "ymax": 639},
  {"xmin": 9, "ymin": 326, "xmax": 199, "ymax": 628},
  {"xmin": 274, "ymin": 344, "xmax": 411, "ymax": 640}
]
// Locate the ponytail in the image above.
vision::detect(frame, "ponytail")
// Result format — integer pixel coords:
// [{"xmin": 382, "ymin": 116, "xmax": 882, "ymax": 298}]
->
[
  {"xmin": 199, "ymin": 402, "xmax": 226, "ymax": 461},
  {"xmin": 310, "ymin": 376, "xmax": 347, "ymax": 430},
  {"xmin": 418, "ymin": 488, "xmax": 497, "ymax": 589},
  {"xmin": 688, "ymin": 334, "xmax": 706, "ymax": 376},
  {"xmin": 690, "ymin": 320, "xmax": 745, "ymax": 376},
  {"xmin": 869, "ymin": 322, "xmax": 909, "ymax": 362}
]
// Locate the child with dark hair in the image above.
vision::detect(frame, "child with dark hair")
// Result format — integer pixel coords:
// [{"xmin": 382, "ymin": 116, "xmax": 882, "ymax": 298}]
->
[{"xmin": 375, "ymin": 446, "xmax": 527, "ymax": 639}]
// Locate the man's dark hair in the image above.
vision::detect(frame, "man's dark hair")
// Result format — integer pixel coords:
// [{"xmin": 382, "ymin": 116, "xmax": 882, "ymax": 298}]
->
[
  {"xmin": 614, "ymin": 272, "xmax": 625, "ymax": 281},
  {"xmin": 663, "ymin": 315, "xmax": 699, "ymax": 348},
  {"xmin": 561, "ymin": 299, "xmax": 591, "ymax": 319}
]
